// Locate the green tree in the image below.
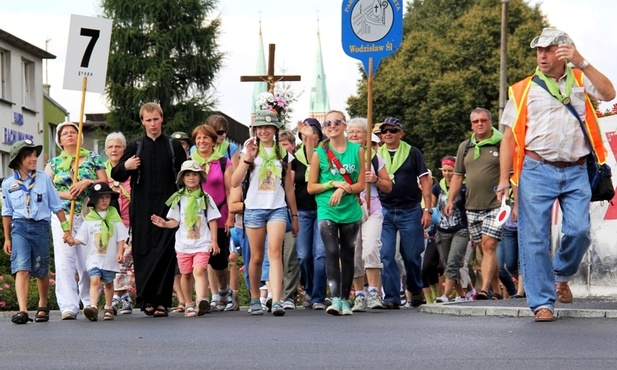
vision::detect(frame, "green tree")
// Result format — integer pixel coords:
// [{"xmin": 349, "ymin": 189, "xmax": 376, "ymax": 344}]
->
[
  {"xmin": 347, "ymin": 0, "xmax": 547, "ymax": 170},
  {"xmin": 102, "ymin": 0, "xmax": 223, "ymax": 139}
]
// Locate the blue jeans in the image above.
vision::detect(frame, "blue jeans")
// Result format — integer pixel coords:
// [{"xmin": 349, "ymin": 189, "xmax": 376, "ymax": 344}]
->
[
  {"xmin": 518, "ymin": 155, "xmax": 591, "ymax": 313},
  {"xmin": 497, "ymin": 228, "xmax": 519, "ymax": 296},
  {"xmin": 380, "ymin": 206, "xmax": 424, "ymax": 304},
  {"xmin": 9, "ymin": 219, "xmax": 50, "ymax": 278},
  {"xmin": 295, "ymin": 210, "xmax": 327, "ymax": 304}
]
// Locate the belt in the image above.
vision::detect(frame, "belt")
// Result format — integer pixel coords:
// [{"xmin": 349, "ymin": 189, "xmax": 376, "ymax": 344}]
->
[{"xmin": 525, "ymin": 150, "xmax": 585, "ymax": 168}]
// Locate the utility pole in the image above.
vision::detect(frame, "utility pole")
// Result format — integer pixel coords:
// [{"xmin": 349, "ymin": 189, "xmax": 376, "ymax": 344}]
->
[{"xmin": 498, "ymin": 0, "xmax": 509, "ymax": 127}]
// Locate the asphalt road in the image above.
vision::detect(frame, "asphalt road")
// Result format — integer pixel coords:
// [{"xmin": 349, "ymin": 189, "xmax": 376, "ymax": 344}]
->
[{"xmin": 2, "ymin": 308, "xmax": 617, "ymax": 369}]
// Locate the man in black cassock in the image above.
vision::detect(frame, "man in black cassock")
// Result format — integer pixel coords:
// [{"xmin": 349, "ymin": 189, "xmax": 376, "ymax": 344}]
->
[{"xmin": 111, "ymin": 102, "xmax": 187, "ymax": 317}]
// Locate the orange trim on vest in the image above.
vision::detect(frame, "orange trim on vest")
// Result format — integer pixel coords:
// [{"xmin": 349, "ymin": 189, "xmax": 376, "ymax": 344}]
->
[{"xmin": 509, "ymin": 69, "xmax": 606, "ymax": 185}]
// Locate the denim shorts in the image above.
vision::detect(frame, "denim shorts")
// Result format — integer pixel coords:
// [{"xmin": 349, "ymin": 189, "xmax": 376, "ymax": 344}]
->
[
  {"xmin": 9, "ymin": 219, "xmax": 51, "ymax": 278},
  {"xmin": 88, "ymin": 267, "xmax": 117, "ymax": 283},
  {"xmin": 243, "ymin": 207, "xmax": 289, "ymax": 228}
]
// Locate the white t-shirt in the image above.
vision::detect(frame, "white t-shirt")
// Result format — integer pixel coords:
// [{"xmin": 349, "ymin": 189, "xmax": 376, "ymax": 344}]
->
[
  {"xmin": 75, "ymin": 211, "xmax": 129, "ymax": 272},
  {"xmin": 242, "ymin": 146, "xmax": 293, "ymax": 210},
  {"xmin": 166, "ymin": 193, "xmax": 221, "ymax": 253}
]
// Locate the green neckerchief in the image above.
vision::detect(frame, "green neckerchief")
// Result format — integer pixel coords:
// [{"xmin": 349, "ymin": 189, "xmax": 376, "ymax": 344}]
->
[
  {"xmin": 191, "ymin": 149, "xmax": 223, "ymax": 174},
  {"xmin": 85, "ymin": 206, "xmax": 122, "ymax": 250},
  {"xmin": 294, "ymin": 143, "xmax": 310, "ymax": 182},
  {"xmin": 258, "ymin": 143, "xmax": 285, "ymax": 183},
  {"xmin": 439, "ymin": 178, "xmax": 449, "ymax": 197},
  {"xmin": 57, "ymin": 148, "xmax": 90, "ymax": 172},
  {"xmin": 215, "ymin": 140, "xmax": 230, "ymax": 158},
  {"xmin": 535, "ymin": 65, "xmax": 575, "ymax": 103},
  {"xmin": 105, "ymin": 160, "xmax": 131, "ymax": 201},
  {"xmin": 378, "ymin": 141, "xmax": 411, "ymax": 184},
  {"xmin": 165, "ymin": 188, "xmax": 208, "ymax": 229},
  {"xmin": 470, "ymin": 127, "xmax": 502, "ymax": 160}
]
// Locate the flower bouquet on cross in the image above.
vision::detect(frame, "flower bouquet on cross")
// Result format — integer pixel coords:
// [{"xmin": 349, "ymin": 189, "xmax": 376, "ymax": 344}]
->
[{"xmin": 255, "ymin": 84, "xmax": 300, "ymax": 128}]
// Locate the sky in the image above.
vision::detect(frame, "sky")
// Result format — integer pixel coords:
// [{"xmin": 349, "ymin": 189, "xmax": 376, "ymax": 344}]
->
[{"xmin": 1, "ymin": 0, "xmax": 616, "ymax": 127}]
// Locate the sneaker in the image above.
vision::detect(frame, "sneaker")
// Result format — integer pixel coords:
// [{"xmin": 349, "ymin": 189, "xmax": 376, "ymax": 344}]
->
[
  {"xmin": 324, "ymin": 297, "xmax": 332, "ymax": 307},
  {"xmin": 436, "ymin": 295, "xmax": 450, "ymax": 303},
  {"xmin": 454, "ymin": 296, "xmax": 467, "ymax": 302},
  {"xmin": 351, "ymin": 295, "xmax": 367, "ymax": 312},
  {"xmin": 341, "ymin": 299, "xmax": 353, "ymax": 316},
  {"xmin": 382, "ymin": 301, "xmax": 400, "ymax": 309},
  {"xmin": 367, "ymin": 291, "xmax": 383, "ymax": 309},
  {"xmin": 61, "ymin": 311, "xmax": 76, "ymax": 320},
  {"xmin": 248, "ymin": 299, "xmax": 263, "ymax": 316},
  {"xmin": 224, "ymin": 296, "xmax": 240, "ymax": 311},
  {"xmin": 312, "ymin": 302, "xmax": 326, "ymax": 310},
  {"xmin": 112, "ymin": 296, "xmax": 120, "ymax": 315},
  {"xmin": 399, "ymin": 290, "xmax": 407, "ymax": 306},
  {"xmin": 411, "ymin": 292, "xmax": 426, "ymax": 307},
  {"xmin": 216, "ymin": 291, "xmax": 229, "ymax": 311},
  {"xmin": 83, "ymin": 306, "xmax": 98, "ymax": 322},
  {"xmin": 302, "ymin": 296, "xmax": 312, "ymax": 309},
  {"xmin": 119, "ymin": 300, "xmax": 133, "ymax": 315},
  {"xmin": 197, "ymin": 299, "xmax": 210, "ymax": 316},
  {"xmin": 283, "ymin": 298, "xmax": 296, "ymax": 310},
  {"xmin": 265, "ymin": 296, "xmax": 272, "ymax": 312},
  {"xmin": 326, "ymin": 297, "xmax": 342, "ymax": 316},
  {"xmin": 103, "ymin": 308, "xmax": 114, "ymax": 321},
  {"xmin": 465, "ymin": 288, "xmax": 477, "ymax": 301},
  {"xmin": 272, "ymin": 301, "xmax": 286, "ymax": 316}
]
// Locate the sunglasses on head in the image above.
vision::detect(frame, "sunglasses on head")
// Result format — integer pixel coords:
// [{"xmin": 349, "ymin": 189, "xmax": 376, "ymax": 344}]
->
[
  {"xmin": 381, "ymin": 127, "xmax": 401, "ymax": 134},
  {"xmin": 216, "ymin": 130, "xmax": 227, "ymax": 135},
  {"xmin": 323, "ymin": 119, "xmax": 345, "ymax": 127}
]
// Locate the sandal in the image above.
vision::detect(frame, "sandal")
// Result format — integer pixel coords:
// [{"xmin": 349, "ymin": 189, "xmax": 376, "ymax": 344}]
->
[
  {"xmin": 171, "ymin": 303, "xmax": 186, "ymax": 313},
  {"xmin": 144, "ymin": 303, "xmax": 155, "ymax": 316},
  {"xmin": 153, "ymin": 305, "xmax": 168, "ymax": 317},
  {"xmin": 35, "ymin": 307, "xmax": 50, "ymax": 323},
  {"xmin": 476, "ymin": 290, "xmax": 490, "ymax": 300},
  {"xmin": 491, "ymin": 293, "xmax": 503, "ymax": 300},
  {"xmin": 185, "ymin": 305, "xmax": 197, "ymax": 317},
  {"xmin": 11, "ymin": 311, "xmax": 33, "ymax": 325}
]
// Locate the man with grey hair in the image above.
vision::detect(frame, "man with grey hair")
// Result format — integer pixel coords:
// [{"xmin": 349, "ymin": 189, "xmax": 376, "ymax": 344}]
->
[{"xmin": 498, "ymin": 28, "xmax": 615, "ymax": 322}]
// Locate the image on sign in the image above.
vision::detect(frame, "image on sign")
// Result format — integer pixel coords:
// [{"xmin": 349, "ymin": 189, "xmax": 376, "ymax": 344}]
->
[{"xmin": 351, "ymin": 0, "xmax": 394, "ymax": 42}]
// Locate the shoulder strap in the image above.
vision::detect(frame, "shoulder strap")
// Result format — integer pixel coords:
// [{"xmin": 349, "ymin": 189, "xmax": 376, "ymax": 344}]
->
[
  {"xmin": 167, "ymin": 136, "xmax": 179, "ymax": 189},
  {"xmin": 216, "ymin": 157, "xmax": 228, "ymax": 210},
  {"xmin": 324, "ymin": 147, "xmax": 361, "ymax": 203},
  {"xmin": 371, "ymin": 154, "xmax": 379, "ymax": 175}
]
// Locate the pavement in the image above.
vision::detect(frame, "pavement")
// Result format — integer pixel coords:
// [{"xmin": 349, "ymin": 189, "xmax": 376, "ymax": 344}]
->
[{"xmin": 420, "ymin": 296, "xmax": 617, "ymax": 319}]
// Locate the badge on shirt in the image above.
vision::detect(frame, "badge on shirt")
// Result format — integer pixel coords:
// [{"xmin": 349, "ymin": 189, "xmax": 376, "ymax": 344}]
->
[{"xmin": 8, "ymin": 184, "xmax": 19, "ymax": 193}]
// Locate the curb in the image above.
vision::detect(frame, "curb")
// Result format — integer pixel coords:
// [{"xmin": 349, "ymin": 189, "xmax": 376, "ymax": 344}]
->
[{"xmin": 419, "ymin": 302, "xmax": 617, "ymax": 319}]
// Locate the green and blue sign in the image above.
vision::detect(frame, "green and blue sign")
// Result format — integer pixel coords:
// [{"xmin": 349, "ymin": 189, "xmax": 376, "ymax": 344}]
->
[{"xmin": 342, "ymin": 0, "xmax": 403, "ymax": 74}]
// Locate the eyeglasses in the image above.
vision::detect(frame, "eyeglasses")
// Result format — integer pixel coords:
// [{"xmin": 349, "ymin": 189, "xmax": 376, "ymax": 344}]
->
[
  {"xmin": 347, "ymin": 130, "xmax": 365, "ymax": 135},
  {"xmin": 323, "ymin": 119, "xmax": 345, "ymax": 127},
  {"xmin": 216, "ymin": 130, "xmax": 227, "ymax": 136},
  {"xmin": 381, "ymin": 127, "xmax": 401, "ymax": 134},
  {"xmin": 471, "ymin": 118, "xmax": 490, "ymax": 124}
]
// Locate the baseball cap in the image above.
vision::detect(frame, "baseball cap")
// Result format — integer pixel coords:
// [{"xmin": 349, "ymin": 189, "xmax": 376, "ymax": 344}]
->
[{"xmin": 530, "ymin": 28, "xmax": 574, "ymax": 48}]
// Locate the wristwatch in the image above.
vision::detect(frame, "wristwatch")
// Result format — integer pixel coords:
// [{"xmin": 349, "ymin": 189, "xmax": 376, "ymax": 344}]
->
[
  {"xmin": 578, "ymin": 59, "xmax": 589, "ymax": 70},
  {"xmin": 423, "ymin": 208, "xmax": 433, "ymax": 214}
]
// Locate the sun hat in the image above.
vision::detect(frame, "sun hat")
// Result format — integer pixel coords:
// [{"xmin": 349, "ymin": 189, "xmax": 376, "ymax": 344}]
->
[
  {"xmin": 87, "ymin": 182, "xmax": 120, "ymax": 207},
  {"xmin": 176, "ymin": 160, "xmax": 207, "ymax": 185},
  {"xmin": 252, "ymin": 110, "xmax": 282, "ymax": 129},
  {"xmin": 530, "ymin": 28, "xmax": 574, "ymax": 48},
  {"xmin": 8, "ymin": 139, "xmax": 43, "ymax": 169},
  {"xmin": 55, "ymin": 121, "xmax": 83, "ymax": 149},
  {"xmin": 171, "ymin": 131, "xmax": 194, "ymax": 146}
]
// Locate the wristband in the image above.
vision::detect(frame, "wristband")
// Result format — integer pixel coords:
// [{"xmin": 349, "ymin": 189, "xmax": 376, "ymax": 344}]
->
[
  {"xmin": 61, "ymin": 220, "xmax": 71, "ymax": 232},
  {"xmin": 244, "ymin": 159, "xmax": 254, "ymax": 165},
  {"xmin": 292, "ymin": 214, "xmax": 299, "ymax": 218},
  {"xmin": 323, "ymin": 180, "xmax": 334, "ymax": 190}
]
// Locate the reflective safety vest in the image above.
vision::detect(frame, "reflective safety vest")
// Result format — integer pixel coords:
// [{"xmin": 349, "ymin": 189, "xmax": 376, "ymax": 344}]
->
[{"xmin": 509, "ymin": 69, "xmax": 606, "ymax": 185}]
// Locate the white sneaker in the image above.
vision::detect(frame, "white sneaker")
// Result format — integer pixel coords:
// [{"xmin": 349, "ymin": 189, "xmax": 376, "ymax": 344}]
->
[
  {"xmin": 351, "ymin": 295, "xmax": 367, "ymax": 312},
  {"xmin": 119, "ymin": 299, "xmax": 133, "ymax": 314},
  {"xmin": 367, "ymin": 291, "xmax": 383, "ymax": 309},
  {"xmin": 283, "ymin": 298, "xmax": 296, "ymax": 310},
  {"xmin": 454, "ymin": 296, "xmax": 467, "ymax": 302},
  {"xmin": 436, "ymin": 295, "xmax": 450, "ymax": 303},
  {"xmin": 465, "ymin": 289, "xmax": 477, "ymax": 301}
]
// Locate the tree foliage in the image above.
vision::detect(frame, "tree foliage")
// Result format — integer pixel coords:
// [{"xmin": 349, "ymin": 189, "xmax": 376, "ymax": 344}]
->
[
  {"xmin": 347, "ymin": 0, "xmax": 547, "ymax": 170},
  {"xmin": 102, "ymin": 0, "xmax": 223, "ymax": 139}
]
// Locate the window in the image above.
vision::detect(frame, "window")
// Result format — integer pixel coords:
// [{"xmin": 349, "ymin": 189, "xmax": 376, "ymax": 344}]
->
[
  {"xmin": 0, "ymin": 151, "xmax": 9, "ymax": 179},
  {"xmin": 0, "ymin": 49, "xmax": 8, "ymax": 100},
  {"xmin": 21, "ymin": 59, "xmax": 34, "ymax": 108}
]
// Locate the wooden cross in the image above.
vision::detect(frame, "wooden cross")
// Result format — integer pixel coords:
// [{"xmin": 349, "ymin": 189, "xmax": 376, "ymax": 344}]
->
[{"xmin": 240, "ymin": 43, "xmax": 301, "ymax": 93}]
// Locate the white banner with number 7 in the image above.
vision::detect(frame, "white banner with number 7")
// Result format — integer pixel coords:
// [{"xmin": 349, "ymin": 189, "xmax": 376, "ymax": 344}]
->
[{"xmin": 63, "ymin": 14, "xmax": 113, "ymax": 93}]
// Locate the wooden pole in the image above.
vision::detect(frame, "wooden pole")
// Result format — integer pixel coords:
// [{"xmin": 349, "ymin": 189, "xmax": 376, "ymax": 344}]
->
[
  {"xmin": 68, "ymin": 76, "xmax": 88, "ymax": 229},
  {"xmin": 365, "ymin": 58, "xmax": 374, "ymax": 211}
]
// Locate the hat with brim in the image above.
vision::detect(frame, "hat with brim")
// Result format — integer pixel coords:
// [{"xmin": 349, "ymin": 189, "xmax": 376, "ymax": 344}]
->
[
  {"xmin": 372, "ymin": 123, "xmax": 382, "ymax": 134},
  {"xmin": 381, "ymin": 117, "xmax": 403, "ymax": 129},
  {"xmin": 55, "ymin": 121, "xmax": 83, "ymax": 149},
  {"xmin": 530, "ymin": 28, "xmax": 574, "ymax": 48},
  {"xmin": 252, "ymin": 110, "xmax": 282, "ymax": 129},
  {"xmin": 172, "ymin": 131, "xmax": 194, "ymax": 147},
  {"xmin": 298, "ymin": 118, "xmax": 324, "ymax": 142},
  {"xmin": 176, "ymin": 160, "xmax": 207, "ymax": 185},
  {"xmin": 371, "ymin": 133, "xmax": 381, "ymax": 144},
  {"xmin": 8, "ymin": 139, "xmax": 43, "ymax": 169},
  {"xmin": 87, "ymin": 182, "xmax": 120, "ymax": 207}
]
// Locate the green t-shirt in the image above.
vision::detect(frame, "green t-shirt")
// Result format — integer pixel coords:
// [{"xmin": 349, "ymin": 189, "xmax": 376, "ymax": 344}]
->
[
  {"xmin": 454, "ymin": 138, "xmax": 501, "ymax": 210},
  {"xmin": 315, "ymin": 141, "xmax": 363, "ymax": 223}
]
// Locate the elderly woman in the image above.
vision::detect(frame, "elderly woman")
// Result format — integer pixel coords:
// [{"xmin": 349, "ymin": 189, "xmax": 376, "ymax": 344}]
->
[{"xmin": 45, "ymin": 121, "xmax": 107, "ymax": 320}]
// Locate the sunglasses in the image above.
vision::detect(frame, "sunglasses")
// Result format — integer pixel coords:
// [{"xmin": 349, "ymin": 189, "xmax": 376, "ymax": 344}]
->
[
  {"xmin": 381, "ymin": 127, "xmax": 401, "ymax": 134},
  {"xmin": 323, "ymin": 119, "xmax": 345, "ymax": 127},
  {"xmin": 216, "ymin": 130, "xmax": 227, "ymax": 135},
  {"xmin": 471, "ymin": 118, "xmax": 490, "ymax": 124}
]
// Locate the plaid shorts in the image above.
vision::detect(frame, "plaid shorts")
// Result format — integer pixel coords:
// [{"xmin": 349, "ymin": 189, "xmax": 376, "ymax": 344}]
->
[{"xmin": 466, "ymin": 208, "xmax": 502, "ymax": 243}]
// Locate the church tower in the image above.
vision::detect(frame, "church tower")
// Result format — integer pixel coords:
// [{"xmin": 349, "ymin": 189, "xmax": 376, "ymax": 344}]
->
[
  {"xmin": 308, "ymin": 19, "xmax": 329, "ymax": 123},
  {"xmin": 251, "ymin": 20, "xmax": 268, "ymax": 124}
]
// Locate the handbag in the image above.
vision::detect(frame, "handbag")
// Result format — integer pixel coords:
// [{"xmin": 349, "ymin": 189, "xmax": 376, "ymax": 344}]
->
[{"xmin": 532, "ymin": 76, "xmax": 615, "ymax": 202}]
